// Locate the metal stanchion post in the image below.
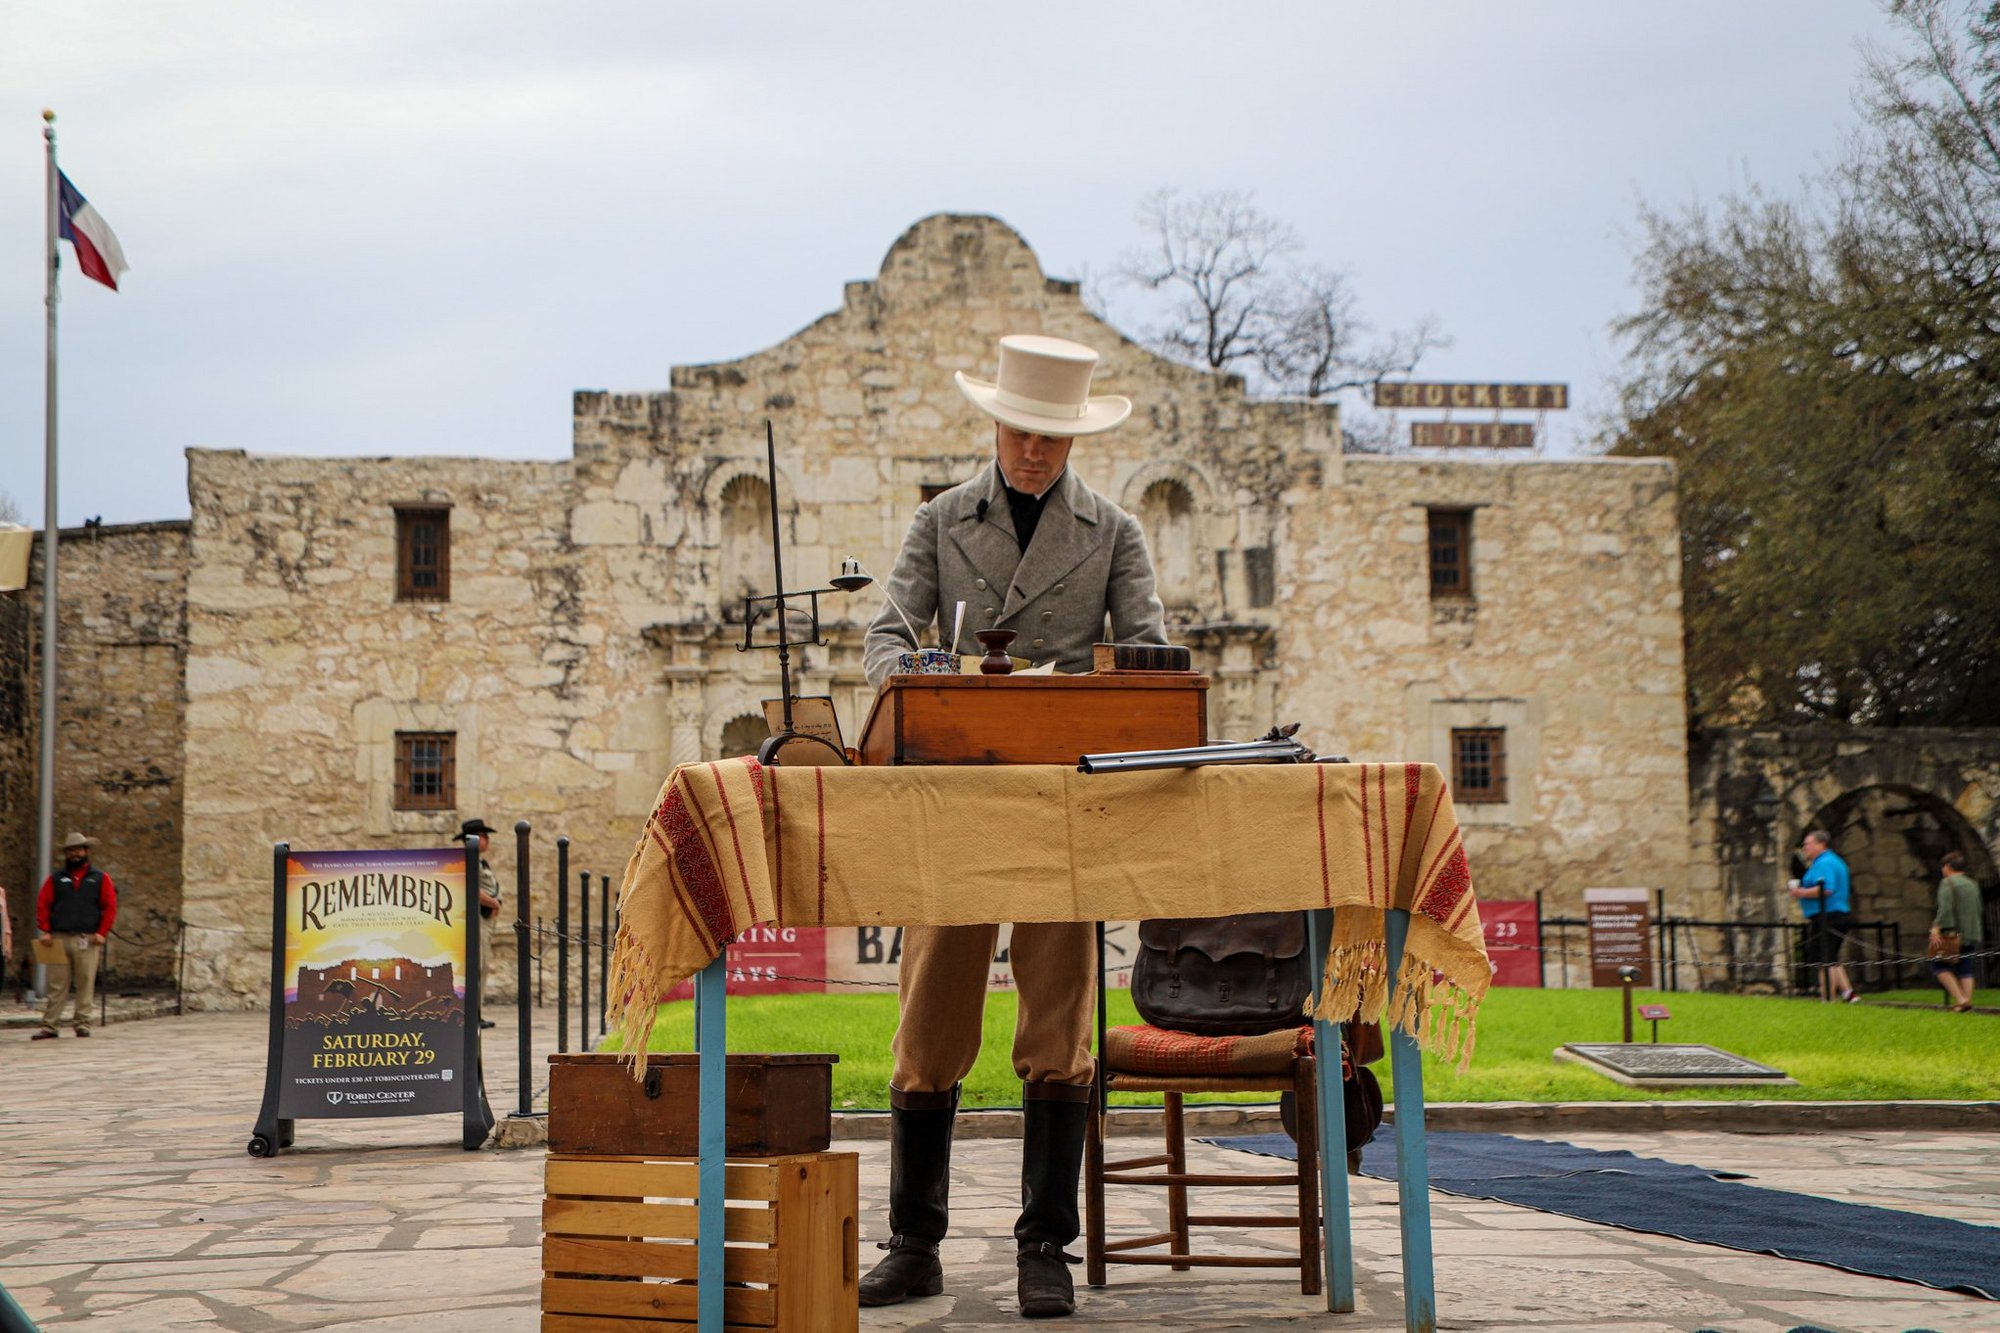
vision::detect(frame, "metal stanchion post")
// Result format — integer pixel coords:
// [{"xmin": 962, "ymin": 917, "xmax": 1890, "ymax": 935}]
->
[
  {"xmin": 514, "ymin": 820, "xmax": 533, "ymax": 1119},
  {"xmin": 579, "ymin": 872, "xmax": 591, "ymax": 1052},
  {"xmin": 556, "ymin": 838, "xmax": 570, "ymax": 1055},
  {"xmin": 598, "ymin": 871, "xmax": 610, "ymax": 1037},
  {"xmin": 1619, "ymin": 965, "xmax": 1638, "ymax": 1042}
]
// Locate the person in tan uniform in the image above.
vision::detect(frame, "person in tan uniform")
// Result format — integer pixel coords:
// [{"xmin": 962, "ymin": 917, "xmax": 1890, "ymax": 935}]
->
[{"xmin": 859, "ymin": 334, "xmax": 1166, "ymax": 1319}]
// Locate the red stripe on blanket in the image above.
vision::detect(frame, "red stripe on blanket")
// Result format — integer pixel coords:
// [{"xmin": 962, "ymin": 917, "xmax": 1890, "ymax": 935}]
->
[
  {"xmin": 1420, "ymin": 839, "xmax": 1475, "ymax": 929},
  {"xmin": 769, "ymin": 759, "xmax": 784, "ymax": 926},
  {"xmin": 1377, "ymin": 761, "xmax": 1391, "ymax": 904},
  {"xmin": 1400, "ymin": 762, "xmax": 1421, "ymax": 874},
  {"xmin": 658, "ymin": 775, "xmax": 733, "ymax": 948},
  {"xmin": 815, "ymin": 766, "xmax": 828, "ymax": 923},
  {"xmin": 1361, "ymin": 765, "xmax": 1377, "ymax": 907},
  {"xmin": 706, "ymin": 763, "xmax": 757, "ymax": 934},
  {"xmin": 1316, "ymin": 764, "xmax": 1331, "ymax": 907}
]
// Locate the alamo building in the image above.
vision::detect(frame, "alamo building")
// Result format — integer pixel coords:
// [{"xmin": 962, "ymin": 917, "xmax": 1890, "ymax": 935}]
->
[{"xmin": 19, "ymin": 208, "xmax": 1899, "ymax": 1008}]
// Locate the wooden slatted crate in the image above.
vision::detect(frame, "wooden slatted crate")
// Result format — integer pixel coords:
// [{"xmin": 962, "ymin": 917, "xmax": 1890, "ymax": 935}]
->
[{"xmin": 541, "ymin": 1151, "xmax": 858, "ymax": 1332}]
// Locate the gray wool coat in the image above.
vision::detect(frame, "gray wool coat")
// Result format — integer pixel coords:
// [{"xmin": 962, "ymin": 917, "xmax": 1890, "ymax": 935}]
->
[{"xmin": 862, "ymin": 462, "xmax": 1167, "ymax": 689}]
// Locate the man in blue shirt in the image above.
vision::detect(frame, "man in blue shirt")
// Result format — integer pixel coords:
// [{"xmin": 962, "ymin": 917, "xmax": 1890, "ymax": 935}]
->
[{"xmin": 1790, "ymin": 828, "xmax": 1858, "ymax": 1001}]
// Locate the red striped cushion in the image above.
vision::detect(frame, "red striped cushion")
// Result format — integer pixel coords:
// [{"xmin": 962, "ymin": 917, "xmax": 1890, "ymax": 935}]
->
[{"xmin": 1104, "ymin": 1023, "xmax": 1311, "ymax": 1077}]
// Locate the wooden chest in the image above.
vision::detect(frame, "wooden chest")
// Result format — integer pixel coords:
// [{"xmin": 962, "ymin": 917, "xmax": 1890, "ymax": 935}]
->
[
  {"xmin": 855, "ymin": 674, "xmax": 1208, "ymax": 766},
  {"xmin": 548, "ymin": 1053, "xmax": 836, "ymax": 1157},
  {"xmin": 542, "ymin": 1151, "xmax": 858, "ymax": 1331}
]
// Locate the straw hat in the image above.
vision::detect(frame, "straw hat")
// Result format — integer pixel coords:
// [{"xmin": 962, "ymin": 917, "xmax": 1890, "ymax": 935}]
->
[
  {"xmin": 954, "ymin": 334, "xmax": 1132, "ymax": 437},
  {"xmin": 61, "ymin": 831, "xmax": 95, "ymax": 850}
]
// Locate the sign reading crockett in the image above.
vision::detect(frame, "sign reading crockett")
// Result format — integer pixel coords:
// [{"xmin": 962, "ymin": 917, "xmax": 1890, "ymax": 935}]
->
[{"xmin": 249, "ymin": 843, "xmax": 493, "ymax": 1156}]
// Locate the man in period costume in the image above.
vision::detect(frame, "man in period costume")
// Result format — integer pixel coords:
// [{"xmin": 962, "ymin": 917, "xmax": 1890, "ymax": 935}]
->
[
  {"xmin": 859, "ymin": 334, "xmax": 1167, "ymax": 1318},
  {"xmin": 31, "ymin": 832, "xmax": 117, "ymax": 1040}
]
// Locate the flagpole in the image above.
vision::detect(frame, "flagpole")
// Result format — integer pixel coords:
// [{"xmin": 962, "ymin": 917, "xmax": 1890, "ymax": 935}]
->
[{"xmin": 34, "ymin": 109, "xmax": 60, "ymax": 1003}]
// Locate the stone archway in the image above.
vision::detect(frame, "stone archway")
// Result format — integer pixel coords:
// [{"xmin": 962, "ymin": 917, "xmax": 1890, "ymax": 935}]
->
[{"xmin": 1798, "ymin": 784, "xmax": 1998, "ymax": 960}]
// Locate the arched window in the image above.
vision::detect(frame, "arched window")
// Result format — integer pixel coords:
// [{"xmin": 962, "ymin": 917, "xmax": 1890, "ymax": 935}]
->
[
  {"xmin": 1138, "ymin": 478, "xmax": 1196, "ymax": 605},
  {"xmin": 719, "ymin": 475, "xmax": 773, "ymax": 622},
  {"xmin": 717, "ymin": 713, "xmax": 768, "ymax": 760}
]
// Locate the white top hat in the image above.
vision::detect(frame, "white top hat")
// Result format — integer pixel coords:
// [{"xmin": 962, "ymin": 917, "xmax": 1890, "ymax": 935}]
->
[{"xmin": 954, "ymin": 334, "xmax": 1132, "ymax": 437}]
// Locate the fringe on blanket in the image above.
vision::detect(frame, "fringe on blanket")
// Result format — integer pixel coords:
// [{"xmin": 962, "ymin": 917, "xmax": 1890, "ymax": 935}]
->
[
  {"xmin": 606, "ymin": 916, "xmax": 662, "ymax": 1075},
  {"xmin": 1307, "ymin": 908, "xmax": 1484, "ymax": 1072}
]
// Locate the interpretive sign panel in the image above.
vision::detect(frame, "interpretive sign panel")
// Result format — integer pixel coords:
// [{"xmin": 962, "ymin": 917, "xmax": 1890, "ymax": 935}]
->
[
  {"xmin": 1584, "ymin": 887, "xmax": 1652, "ymax": 987},
  {"xmin": 1480, "ymin": 899, "xmax": 1541, "ymax": 987},
  {"xmin": 1559, "ymin": 1043, "xmax": 1792, "ymax": 1086},
  {"xmin": 248, "ymin": 842, "xmax": 492, "ymax": 1155}
]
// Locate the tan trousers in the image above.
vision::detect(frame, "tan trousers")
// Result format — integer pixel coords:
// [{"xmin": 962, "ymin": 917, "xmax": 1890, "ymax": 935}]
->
[
  {"xmin": 890, "ymin": 921, "xmax": 1097, "ymax": 1093},
  {"xmin": 40, "ymin": 933, "xmax": 101, "ymax": 1034}
]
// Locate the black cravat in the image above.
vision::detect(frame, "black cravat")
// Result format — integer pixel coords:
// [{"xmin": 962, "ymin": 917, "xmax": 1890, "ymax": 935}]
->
[{"xmin": 1005, "ymin": 484, "xmax": 1051, "ymax": 553}]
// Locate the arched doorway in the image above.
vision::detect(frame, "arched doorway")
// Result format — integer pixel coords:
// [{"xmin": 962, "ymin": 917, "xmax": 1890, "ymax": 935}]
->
[
  {"xmin": 1797, "ymin": 783, "xmax": 1998, "ymax": 976},
  {"xmin": 717, "ymin": 712, "xmax": 768, "ymax": 760}
]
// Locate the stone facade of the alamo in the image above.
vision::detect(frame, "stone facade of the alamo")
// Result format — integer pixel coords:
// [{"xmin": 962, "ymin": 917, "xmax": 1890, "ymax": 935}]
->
[{"xmin": 0, "ymin": 214, "xmax": 1692, "ymax": 1005}]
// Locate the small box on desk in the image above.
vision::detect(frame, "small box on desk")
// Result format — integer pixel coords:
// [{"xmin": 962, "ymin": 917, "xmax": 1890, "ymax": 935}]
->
[
  {"xmin": 548, "ymin": 1053, "xmax": 836, "ymax": 1157},
  {"xmin": 542, "ymin": 1150, "xmax": 859, "ymax": 1332}
]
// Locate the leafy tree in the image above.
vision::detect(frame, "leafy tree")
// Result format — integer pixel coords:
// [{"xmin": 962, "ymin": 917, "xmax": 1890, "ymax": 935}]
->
[
  {"xmin": 1112, "ymin": 189, "xmax": 1443, "ymax": 406},
  {"xmin": 1607, "ymin": 0, "xmax": 2000, "ymax": 726}
]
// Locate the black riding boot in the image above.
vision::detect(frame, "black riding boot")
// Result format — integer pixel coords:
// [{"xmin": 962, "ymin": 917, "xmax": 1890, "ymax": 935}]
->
[
  {"xmin": 859, "ymin": 1085, "xmax": 957, "ymax": 1307},
  {"xmin": 1015, "ymin": 1081, "xmax": 1091, "ymax": 1319}
]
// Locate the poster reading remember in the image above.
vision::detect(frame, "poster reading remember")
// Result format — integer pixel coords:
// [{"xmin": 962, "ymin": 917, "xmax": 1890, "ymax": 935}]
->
[{"xmin": 275, "ymin": 847, "xmax": 473, "ymax": 1119}]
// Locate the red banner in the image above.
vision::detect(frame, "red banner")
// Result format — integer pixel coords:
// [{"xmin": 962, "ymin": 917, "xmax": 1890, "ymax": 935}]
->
[
  {"xmin": 665, "ymin": 925, "xmax": 826, "ymax": 998},
  {"xmin": 1481, "ymin": 899, "xmax": 1541, "ymax": 988}
]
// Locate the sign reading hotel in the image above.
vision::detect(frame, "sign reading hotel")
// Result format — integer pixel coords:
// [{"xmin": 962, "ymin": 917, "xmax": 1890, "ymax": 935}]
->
[
  {"xmin": 1411, "ymin": 422, "xmax": 1537, "ymax": 449},
  {"xmin": 1374, "ymin": 381, "xmax": 1569, "ymax": 411},
  {"xmin": 249, "ymin": 845, "xmax": 492, "ymax": 1155}
]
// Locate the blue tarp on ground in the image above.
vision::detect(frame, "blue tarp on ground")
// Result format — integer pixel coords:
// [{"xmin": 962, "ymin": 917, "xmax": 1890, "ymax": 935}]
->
[{"xmin": 1201, "ymin": 1130, "xmax": 1998, "ymax": 1300}]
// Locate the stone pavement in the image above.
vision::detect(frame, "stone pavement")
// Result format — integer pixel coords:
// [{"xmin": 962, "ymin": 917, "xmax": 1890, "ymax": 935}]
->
[{"xmin": 2, "ymin": 1007, "xmax": 1996, "ymax": 1332}]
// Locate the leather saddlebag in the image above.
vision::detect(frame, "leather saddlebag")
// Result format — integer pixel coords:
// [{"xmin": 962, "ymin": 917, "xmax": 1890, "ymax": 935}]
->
[{"xmin": 1132, "ymin": 912, "xmax": 1313, "ymax": 1037}]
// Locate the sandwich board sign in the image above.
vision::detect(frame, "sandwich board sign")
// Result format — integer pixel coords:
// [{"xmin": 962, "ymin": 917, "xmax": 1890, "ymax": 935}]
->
[{"xmin": 248, "ymin": 842, "xmax": 492, "ymax": 1155}]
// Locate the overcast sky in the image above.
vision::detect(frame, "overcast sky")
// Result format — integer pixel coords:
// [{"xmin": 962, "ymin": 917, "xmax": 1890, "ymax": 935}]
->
[{"xmin": 2, "ymin": 1, "xmax": 1898, "ymax": 527}]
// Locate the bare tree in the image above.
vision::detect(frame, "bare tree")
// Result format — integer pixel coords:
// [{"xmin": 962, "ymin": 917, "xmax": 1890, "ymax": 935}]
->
[
  {"xmin": 1113, "ymin": 189, "xmax": 1445, "ymax": 401},
  {"xmin": 0, "ymin": 490, "xmax": 23, "ymax": 526},
  {"xmin": 1261, "ymin": 263, "xmax": 1447, "ymax": 400},
  {"xmin": 1117, "ymin": 189, "xmax": 1299, "ymax": 374}
]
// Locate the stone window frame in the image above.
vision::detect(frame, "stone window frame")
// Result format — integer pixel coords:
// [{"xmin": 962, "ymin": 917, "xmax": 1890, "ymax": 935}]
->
[
  {"xmin": 1427, "ymin": 507, "xmax": 1473, "ymax": 601},
  {"xmin": 393, "ymin": 731, "xmax": 456, "ymax": 811},
  {"xmin": 1450, "ymin": 727, "xmax": 1508, "ymax": 803},
  {"xmin": 359, "ymin": 701, "xmax": 481, "ymax": 835},
  {"xmin": 1408, "ymin": 691, "xmax": 1539, "ymax": 828},
  {"xmin": 394, "ymin": 505, "xmax": 452, "ymax": 602}
]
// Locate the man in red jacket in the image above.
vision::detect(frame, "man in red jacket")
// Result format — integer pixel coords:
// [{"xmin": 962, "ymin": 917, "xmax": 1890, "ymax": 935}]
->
[{"xmin": 33, "ymin": 831, "xmax": 116, "ymax": 1039}]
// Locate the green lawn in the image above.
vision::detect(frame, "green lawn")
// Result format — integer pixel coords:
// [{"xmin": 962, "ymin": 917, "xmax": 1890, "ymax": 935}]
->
[{"xmin": 603, "ymin": 985, "xmax": 2000, "ymax": 1109}]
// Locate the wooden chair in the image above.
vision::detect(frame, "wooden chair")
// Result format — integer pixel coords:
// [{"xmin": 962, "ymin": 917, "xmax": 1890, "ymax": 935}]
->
[{"xmin": 1084, "ymin": 1018, "xmax": 1322, "ymax": 1294}]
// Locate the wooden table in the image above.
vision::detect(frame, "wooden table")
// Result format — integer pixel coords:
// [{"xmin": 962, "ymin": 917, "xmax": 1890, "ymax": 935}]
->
[{"xmin": 682, "ymin": 674, "xmax": 1441, "ymax": 1332}]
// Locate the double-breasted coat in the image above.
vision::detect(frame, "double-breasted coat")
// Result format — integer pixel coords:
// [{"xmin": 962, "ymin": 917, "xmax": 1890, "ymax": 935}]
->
[
  {"xmin": 863, "ymin": 459, "xmax": 1167, "ymax": 1092},
  {"xmin": 862, "ymin": 462, "xmax": 1166, "ymax": 687}
]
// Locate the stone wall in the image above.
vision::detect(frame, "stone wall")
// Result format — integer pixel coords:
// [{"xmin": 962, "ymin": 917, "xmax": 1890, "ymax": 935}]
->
[
  {"xmin": 179, "ymin": 453, "xmax": 576, "ymax": 1005},
  {"xmin": 1278, "ymin": 458, "xmax": 1689, "ymax": 918},
  {"xmin": 0, "ymin": 523, "xmax": 190, "ymax": 984}
]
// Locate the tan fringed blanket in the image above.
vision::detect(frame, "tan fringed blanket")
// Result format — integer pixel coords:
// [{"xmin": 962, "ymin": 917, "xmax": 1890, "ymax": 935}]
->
[{"xmin": 608, "ymin": 759, "xmax": 1488, "ymax": 1068}]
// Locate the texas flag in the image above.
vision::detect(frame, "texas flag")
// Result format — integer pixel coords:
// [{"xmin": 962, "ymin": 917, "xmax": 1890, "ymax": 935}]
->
[{"xmin": 56, "ymin": 170, "xmax": 128, "ymax": 291}]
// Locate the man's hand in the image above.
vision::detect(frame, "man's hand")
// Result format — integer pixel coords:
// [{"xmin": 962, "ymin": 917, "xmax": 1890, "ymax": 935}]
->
[
  {"xmin": 37, "ymin": 931, "xmax": 52, "ymax": 943},
  {"xmin": 92, "ymin": 933, "xmax": 105, "ymax": 945}
]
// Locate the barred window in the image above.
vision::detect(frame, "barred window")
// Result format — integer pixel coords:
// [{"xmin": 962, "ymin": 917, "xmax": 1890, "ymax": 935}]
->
[
  {"xmin": 396, "ymin": 507, "xmax": 451, "ymax": 601},
  {"xmin": 394, "ymin": 732, "xmax": 456, "ymax": 811},
  {"xmin": 1429, "ymin": 508, "xmax": 1472, "ymax": 599},
  {"xmin": 1451, "ymin": 728, "xmax": 1506, "ymax": 803}
]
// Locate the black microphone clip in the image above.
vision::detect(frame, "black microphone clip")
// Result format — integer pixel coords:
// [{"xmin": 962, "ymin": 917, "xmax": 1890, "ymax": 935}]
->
[{"xmin": 975, "ymin": 498, "xmax": 990, "ymax": 521}]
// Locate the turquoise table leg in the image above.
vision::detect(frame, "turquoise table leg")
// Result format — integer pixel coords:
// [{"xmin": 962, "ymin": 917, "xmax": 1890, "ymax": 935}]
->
[
  {"xmin": 1384, "ymin": 909, "xmax": 1436, "ymax": 1333},
  {"xmin": 1307, "ymin": 908, "xmax": 1354, "ymax": 1312},
  {"xmin": 695, "ymin": 954, "xmax": 727, "ymax": 1333}
]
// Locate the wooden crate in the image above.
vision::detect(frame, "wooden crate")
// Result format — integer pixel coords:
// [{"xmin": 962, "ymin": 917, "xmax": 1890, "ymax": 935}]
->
[
  {"xmin": 542, "ymin": 1151, "xmax": 858, "ymax": 1332},
  {"xmin": 548, "ymin": 1053, "xmax": 835, "ymax": 1158}
]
